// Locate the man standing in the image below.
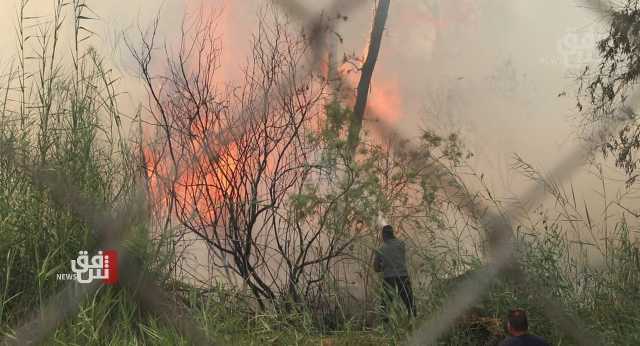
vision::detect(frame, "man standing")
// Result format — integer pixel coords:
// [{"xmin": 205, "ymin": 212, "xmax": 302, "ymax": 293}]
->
[
  {"xmin": 499, "ymin": 309, "xmax": 550, "ymax": 346},
  {"xmin": 373, "ymin": 225, "xmax": 416, "ymax": 320}
]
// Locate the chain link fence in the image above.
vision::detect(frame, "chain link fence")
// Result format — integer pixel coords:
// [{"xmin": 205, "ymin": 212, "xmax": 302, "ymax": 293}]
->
[{"xmin": 1, "ymin": 0, "xmax": 634, "ymax": 345}]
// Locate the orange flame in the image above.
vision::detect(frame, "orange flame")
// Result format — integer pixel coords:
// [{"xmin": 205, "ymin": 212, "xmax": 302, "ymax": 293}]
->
[
  {"xmin": 367, "ymin": 79, "xmax": 404, "ymax": 124},
  {"xmin": 145, "ymin": 0, "xmax": 408, "ymax": 220}
]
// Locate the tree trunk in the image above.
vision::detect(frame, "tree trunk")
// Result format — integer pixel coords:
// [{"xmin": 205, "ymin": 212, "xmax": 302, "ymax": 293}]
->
[{"xmin": 346, "ymin": 0, "xmax": 391, "ymax": 156}]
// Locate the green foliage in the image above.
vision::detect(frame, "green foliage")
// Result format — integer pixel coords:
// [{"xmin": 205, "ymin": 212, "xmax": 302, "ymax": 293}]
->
[
  {"xmin": 578, "ymin": 0, "xmax": 640, "ymax": 185},
  {"xmin": 420, "ymin": 215, "xmax": 640, "ymax": 346},
  {"xmin": 0, "ymin": 0, "xmax": 137, "ymax": 331},
  {"xmin": 319, "ymin": 99, "xmax": 352, "ymax": 170}
]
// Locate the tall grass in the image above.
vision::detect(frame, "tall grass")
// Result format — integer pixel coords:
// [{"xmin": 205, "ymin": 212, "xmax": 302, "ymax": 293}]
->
[
  {"xmin": 420, "ymin": 160, "xmax": 640, "ymax": 345},
  {"xmin": 0, "ymin": 0, "xmax": 137, "ymax": 335}
]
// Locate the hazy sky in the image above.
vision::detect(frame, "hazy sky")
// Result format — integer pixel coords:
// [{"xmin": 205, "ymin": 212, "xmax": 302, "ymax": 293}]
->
[{"xmin": 0, "ymin": 0, "xmax": 630, "ymax": 221}]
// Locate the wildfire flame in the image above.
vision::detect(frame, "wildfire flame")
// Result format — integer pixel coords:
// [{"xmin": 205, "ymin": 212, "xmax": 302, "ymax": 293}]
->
[{"xmin": 145, "ymin": 0, "xmax": 415, "ymax": 219}]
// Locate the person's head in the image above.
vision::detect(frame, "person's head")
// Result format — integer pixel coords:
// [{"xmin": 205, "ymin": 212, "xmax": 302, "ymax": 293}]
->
[
  {"xmin": 506, "ymin": 308, "xmax": 528, "ymax": 336},
  {"xmin": 381, "ymin": 225, "xmax": 395, "ymax": 241}
]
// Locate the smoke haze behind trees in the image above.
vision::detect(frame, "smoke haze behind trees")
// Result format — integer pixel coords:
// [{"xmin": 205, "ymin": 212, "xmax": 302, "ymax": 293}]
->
[{"xmin": 0, "ymin": 0, "xmax": 635, "ymax": 249}]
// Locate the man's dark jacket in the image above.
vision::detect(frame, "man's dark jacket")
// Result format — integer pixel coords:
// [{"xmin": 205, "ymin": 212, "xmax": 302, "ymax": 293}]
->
[{"xmin": 373, "ymin": 238, "xmax": 408, "ymax": 278}]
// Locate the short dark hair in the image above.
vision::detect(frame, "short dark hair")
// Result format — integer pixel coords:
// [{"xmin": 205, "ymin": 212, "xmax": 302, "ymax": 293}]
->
[
  {"xmin": 381, "ymin": 225, "xmax": 394, "ymax": 240},
  {"xmin": 507, "ymin": 309, "xmax": 528, "ymax": 332}
]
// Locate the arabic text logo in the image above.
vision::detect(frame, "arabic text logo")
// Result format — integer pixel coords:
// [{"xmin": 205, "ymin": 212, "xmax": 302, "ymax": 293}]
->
[{"xmin": 56, "ymin": 250, "xmax": 118, "ymax": 284}]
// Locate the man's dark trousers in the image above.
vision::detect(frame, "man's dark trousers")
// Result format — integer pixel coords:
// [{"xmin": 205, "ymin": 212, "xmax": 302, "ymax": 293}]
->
[{"xmin": 382, "ymin": 276, "xmax": 416, "ymax": 320}]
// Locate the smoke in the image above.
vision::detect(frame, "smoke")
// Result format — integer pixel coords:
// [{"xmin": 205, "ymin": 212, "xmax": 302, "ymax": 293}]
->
[{"xmin": 1, "ymin": 0, "xmax": 635, "ymax": 270}]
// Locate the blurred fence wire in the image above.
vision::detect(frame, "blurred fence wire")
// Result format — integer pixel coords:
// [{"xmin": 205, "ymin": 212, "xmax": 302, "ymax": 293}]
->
[{"xmin": 1, "ymin": 0, "xmax": 635, "ymax": 345}]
